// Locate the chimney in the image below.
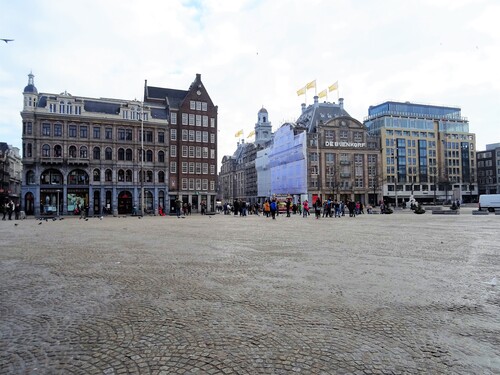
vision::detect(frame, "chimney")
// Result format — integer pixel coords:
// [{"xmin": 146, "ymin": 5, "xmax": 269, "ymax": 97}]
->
[
  {"xmin": 339, "ymin": 98, "xmax": 344, "ymax": 110},
  {"xmin": 313, "ymin": 95, "xmax": 319, "ymax": 107},
  {"xmin": 301, "ymin": 103, "xmax": 306, "ymax": 113}
]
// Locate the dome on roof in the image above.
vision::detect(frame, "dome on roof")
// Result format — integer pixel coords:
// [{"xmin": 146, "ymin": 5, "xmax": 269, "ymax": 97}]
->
[
  {"xmin": 259, "ymin": 107, "xmax": 268, "ymax": 114},
  {"xmin": 23, "ymin": 84, "xmax": 38, "ymax": 94},
  {"xmin": 23, "ymin": 72, "xmax": 38, "ymax": 94}
]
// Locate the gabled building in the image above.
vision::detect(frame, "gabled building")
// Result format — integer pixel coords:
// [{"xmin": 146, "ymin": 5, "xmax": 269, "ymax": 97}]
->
[
  {"xmin": 144, "ymin": 74, "xmax": 218, "ymax": 212},
  {"xmin": 0, "ymin": 143, "xmax": 22, "ymax": 204}
]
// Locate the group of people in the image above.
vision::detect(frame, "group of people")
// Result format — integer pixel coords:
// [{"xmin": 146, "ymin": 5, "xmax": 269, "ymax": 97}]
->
[
  {"xmin": 304, "ymin": 198, "xmax": 365, "ymax": 219},
  {"xmin": 1, "ymin": 199, "xmax": 21, "ymax": 220}
]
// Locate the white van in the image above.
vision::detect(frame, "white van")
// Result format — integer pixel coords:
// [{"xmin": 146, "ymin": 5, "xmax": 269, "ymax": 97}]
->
[{"xmin": 478, "ymin": 194, "xmax": 500, "ymax": 212}]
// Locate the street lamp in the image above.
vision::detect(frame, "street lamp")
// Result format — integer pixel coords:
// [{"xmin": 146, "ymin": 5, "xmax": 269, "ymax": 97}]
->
[{"xmin": 140, "ymin": 101, "xmax": 145, "ymax": 217}]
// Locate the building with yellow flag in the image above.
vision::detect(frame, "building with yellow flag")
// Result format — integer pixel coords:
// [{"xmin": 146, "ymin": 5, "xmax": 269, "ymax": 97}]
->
[
  {"xmin": 306, "ymin": 80, "xmax": 316, "ymax": 90},
  {"xmin": 297, "ymin": 87, "xmax": 306, "ymax": 96}
]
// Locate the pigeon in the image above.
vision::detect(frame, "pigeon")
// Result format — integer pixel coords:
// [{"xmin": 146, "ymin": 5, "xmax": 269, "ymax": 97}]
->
[
  {"xmin": 85, "ymin": 218, "xmax": 88, "ymax": 221},
  {"xmin": 14, "ymin": 223, "xmax": 18, "ymax": 226},
  {"xmin": 38, "ymin": 222, "xmax": 42, "ymax": 225}
]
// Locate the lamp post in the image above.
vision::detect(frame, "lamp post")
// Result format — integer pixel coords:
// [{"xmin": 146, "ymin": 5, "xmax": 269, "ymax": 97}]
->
[
  {"xmin": 140, "ymin": 101, "xmax": 145, "ymax": 217},
  {"xmin": 56, "ymin": 189, "xmax": 60, "ymax": 217}
]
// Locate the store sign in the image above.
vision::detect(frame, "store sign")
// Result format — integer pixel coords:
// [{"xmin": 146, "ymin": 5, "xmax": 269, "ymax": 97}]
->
[{"xmin": 325, "ymin": 141, "xmax": 366, "ymax": 148}]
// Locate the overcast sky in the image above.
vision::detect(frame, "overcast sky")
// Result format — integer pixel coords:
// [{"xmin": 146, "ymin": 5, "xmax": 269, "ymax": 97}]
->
[{"xmin": 1, "ymin": 0, "xmax": 499, "ymax": 166}]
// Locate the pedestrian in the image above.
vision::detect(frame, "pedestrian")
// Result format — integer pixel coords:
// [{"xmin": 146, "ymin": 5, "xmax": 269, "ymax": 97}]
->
[
  {"xmin": 15, "ymin": 202, "xmax": 21, "ymax": 220},
  {"xmin": 314, "ymin": 197, "xmax": 322, "ymax": 219},
  {"xmin": 286, "ymin": 198, "xmax": 291, "ymax": 217},
  {"xmin": 270, "ymin": 199, "xmax": 277, "ymax": 220},
  {"xmin": 1, "ymin": 200, "xmax": 6, "ymax": 220},
  {"xmin": 175, "ymin": 197, "xmax": 182, "ymax": 217},
  {"xmin": 303, "ymin": 200, "xmax": 309, "ymax": 218},
  {"xmin": 263, "ymin": 200, "xmax": 270, "ymax": 217}
]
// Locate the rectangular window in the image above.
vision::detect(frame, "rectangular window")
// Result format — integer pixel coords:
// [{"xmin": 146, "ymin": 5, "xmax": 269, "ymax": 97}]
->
[
  {"xmin": 210, "ymin": 149, "xmax": 215, "ymax": 159},
  {"xmin": 210, "ymin": 180, "xmax": 215, "ymax": 191},
  {"xmin": 202, "ymin": 102, "xmax": 207, "ymax": 111},
  {"xmin": 170, "ymin": 145, "xmax": 177, "ymax": 157},
  {"xmin": 182, "ymin": 178, "xmax": 188, "ymax": 190},
  {"xmin": 202, "ymin": 131, "xmax": 208, "ymax": 143},
  {"xmin": 170, "ymin": 112, "xmax": 177, "ymax": 125},
  {"xmin": 170, "ymin": 161, "xmax": 177, "ymax": 173},
  {"xmin": 210, "ymin": 118, "xmax": 215, "ymax": 128},
  {"xmin": 202, "ymin": 163, "xmax": 208, "ymax": 174},
  {"xmin": 202, "ymin": 147, "xmax": 208, "ymax": 158},
  {"xmin": 210, "ymin": 164, "xmax": 215, "ymax": 174},
  {"xmin": 189, "ymin": 146, "xmax": 195, "ymax": 157},
  {"xmin": 202, "ymin": 179, "xmax": 208, "ymax": 190},
  {"xmin": 182, "ymin": 113, "xmax": 188, "ymax": 125},
  {"xmin": 146, "ymin": 131, "xmax": 153, "ymax": 142},
  {"xmin": 118, "ymin": 129, "xmax": 126, "ymax": 140},
  {"xmin": 340, "ymin": 130, "xmax": 348, "ymax": 139},
  {"xmin": 170, "ymin": 129, "xmax": 177, "ymax": 141},
  {"xmin": 189, "ymin": 162, "xmax": 195, "ymax": 174},
  {"xmin": 196, "ymin": 131, "xmax": 202, "ymax": 142},
  {"xmin": 27, "ymin": 122, "xmax": 32, "ymax": 135},
  {"xmin": 196, "ymin": 179, "xmax": 202, "ymax": 190},
  {"xmin": 196, "ymin": 115, "xmax": 201, "ymax": 126},
  {"xmin": 196, "ymin": 162, "xmax": 202, "ymax": 174},
  {"xmin": 196, "ymin": 101, "xmax": 202, "ymax": 111},
  {"xmin": 189, "ymin": 114, "xmax": 195, "ymax": 126},
  {"xmin": 93, "ymin": 126, "xmax": 100, "ymax": 139},
  {"xmin": 80, "ymin": 126, "xmax": 88, "ymax": 138},
  {"xmin": 158, "ymin": 131, "xmax": 165, "ymax": 143},
  {"xmin": 190, "ymin": 101, "xmax": 196, "ymax": 110},
  {"xmin": 182, "ymin": 129, "xmax": 188, "ymax": 141},
  {"xmin": 105, "ymin": 127, "xmax": 112, "ymax": 139},
  {"xmin": 210, "ymin": 133, "xmax": 215, "ymax": 143},
  {"xmin": 189, "ymin": 130, "xmax": 195, "ymax": 142},
  {"xmin": 54, "ymin": 124, "xmax": 62, "ymax": 137},
  {"xmin": 202, "ymin": 116, "xmax": 208, "ymax": 127},
  {"xmin": 69, "ymin": 125, "xmax": 77, "ymax": 138},
  {"xmin": 196, "ymin": 147, "xmax": 201, "ymax": 158},
  {"xmin": 189, "ymin": 179, "xmax": 195, "ymax": 190},
  {"xmin": 182, "ymin": 146, "xmax": 188, "ymax": 157},
  {"xmin": 182, "ymin": 162, "xmax": 188, "ymax": 174},
  {"xmin": 42, "ymin": 123, "xmax": 51, "ymax": 136}
]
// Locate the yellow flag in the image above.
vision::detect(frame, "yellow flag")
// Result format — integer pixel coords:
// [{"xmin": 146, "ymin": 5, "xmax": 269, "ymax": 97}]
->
[
  {"xmin": 235, "ymin": 129, "xmax": 243, "ymax": 138},
  {"xmin": 328, "ymin": 81, "xmax": 338, "ymax": 92},
  {"xmin": 306, "ymin": 80, "xmax": 316, "ymax": 90},
  {"xmin": 247, "ymin": 130, "xmax": 255, "ymax": 138},
  {"xmin": 318, "ymin": 89, "xmax": 327, "ymax": 98},
  {"xmin": 296, "ymin": 86, "xmax": 306, "ymax": 96}
]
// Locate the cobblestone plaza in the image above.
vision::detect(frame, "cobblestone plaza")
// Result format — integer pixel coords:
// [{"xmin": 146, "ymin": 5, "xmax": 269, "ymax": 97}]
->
[{"xmin": 1, "ymin": 209, "xmax": 499, "ymax": 374}]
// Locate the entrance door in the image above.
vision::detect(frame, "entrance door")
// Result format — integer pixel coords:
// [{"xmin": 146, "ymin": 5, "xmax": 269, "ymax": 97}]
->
[
  {"xmin": 118, "ymin": 191, "xmax": 133, "ymax": 214},
  {"xmin": 24, "ymin": 192, "xmax": 34, "ymax": 215}
]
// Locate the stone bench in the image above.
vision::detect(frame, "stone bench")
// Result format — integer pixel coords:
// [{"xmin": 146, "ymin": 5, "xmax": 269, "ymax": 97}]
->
[
  {"xmin": 472, "ymin": 210, "xmax": 489, "ymax": 215},
  {"xmin": 432, "ymin": 210, "xmax": 459, "ymax": 215}
]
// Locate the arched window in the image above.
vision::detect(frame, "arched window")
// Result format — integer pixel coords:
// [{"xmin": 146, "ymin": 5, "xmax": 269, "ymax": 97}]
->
[
  {"xmin": 26, "ymin": 170, "xmax": 36, "ymax": 185},
  {"xmin": 54, "ymin": 145, "xmax": 62, "ymax": 157},
  {"xmin": 126, "ymin": 148, "xmax": 133, "ymax": 161},
  {"xmin": 93, "ymin": 168, "xmax": 100, "ymax": 182},
  {"xmin": 126, "ymin": 169, "xmax": 132, "ymax": 182},
  {"xmin": 80, "ymin": 146, "xmax": 88, "ymax": 158},
  {"xmin": 118, "ymin": 169, "xmax": 125, "ymax": 182},
  {"xmin": 158, "ymin": 170, "xmax": 165, "ymax": 183},
  {"xmin": 118, "ymin": 148, "xmax": 125, "ymax": 161},
  {"xmin": 93, "ymin": 147, "xmax": 101, "ymax": 160},
  {"xmin": 158, "ymin": 150, "xmax": 165, "ymax": 163},
  {"xmin": 105, "ymin": 169, "xmax": 112, "ymax": 182},
  {"xmin": 146, "ymin": 150, "xmax": 153, "ymax": 162},
  {"xmin": 68, "ymin": 169, "xmax": 89, "ymax": 185},
  {"xmin": 105, "ymin": 147, "xmax": 112, "ymax": 160},
  {"xmin": 69, "ymin": 145, "xmax": 77, "ymax": 158},
  {"xmin": 146, "ymin": 170, "xmax": 153, "ymax": 182},
  {"xmin": 40, "ymin": 168, "xmax": 63, "ymax": 185},
  {"xmin": 42, "ymin": 144, "xmax": 50, "ymax": 157}
]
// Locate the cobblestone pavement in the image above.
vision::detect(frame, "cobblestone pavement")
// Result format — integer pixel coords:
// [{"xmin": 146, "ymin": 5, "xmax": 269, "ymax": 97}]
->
[{"xmin": 1, "ymin": 208, "xmax": 499, "ymax": 374}]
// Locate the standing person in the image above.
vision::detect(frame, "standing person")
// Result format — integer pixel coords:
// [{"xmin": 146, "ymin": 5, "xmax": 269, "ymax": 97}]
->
[
  {"xmin": 263, "ymin": 200, "xmax": 270, "ymax": 218},
  {"xmin": 1, "ymin": 200, "xmax": 6, "ymax": 220},
  {"xmin": 314, "ymin": 197, "xmax": 322, "ymax": 219},
  {"xmin": 302, "ymin": 200, "xmax": 309, "ymax": 218},
  {"xmin": 286, "ymin": 198, "xmax": 291, "ymax": 217},
  {"xmin": 175, "ymin": 197, "xmax": 182, "ymax": 218},
  {"xmin": 334, "ymin": 201, "xmax": 341, "ymax": 218},
  {"xmin": 14, "ymin": 202, "xmax": 21, "ymax": 220},
  {"xmin": 270, "ymin": 199, "xmax": 277, "ymax": 220}
]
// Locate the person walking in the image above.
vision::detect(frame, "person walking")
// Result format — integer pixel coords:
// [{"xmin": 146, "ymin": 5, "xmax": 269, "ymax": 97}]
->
[
  {"xmin": 270, "ymin": 199, "xmax": 277, "ymax": 220},
  {"xmin": 314, "ymin": 197, "xmax": 322, "ymax": 219},
  {"xmin": 302, "ymin": 200, "xmax": 309, "ymax": 218}
]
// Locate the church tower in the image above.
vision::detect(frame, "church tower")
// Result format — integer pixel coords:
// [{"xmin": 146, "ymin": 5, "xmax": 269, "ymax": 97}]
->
[{"xmin": 254, "ymin": 107, "xmax": 272, "ymax": 146}]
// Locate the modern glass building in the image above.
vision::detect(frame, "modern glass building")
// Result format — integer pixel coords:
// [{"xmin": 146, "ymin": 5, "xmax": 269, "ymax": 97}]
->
[{"xmin": 364, "ymin": 101, "xmax": 477, "ymax": 205}]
